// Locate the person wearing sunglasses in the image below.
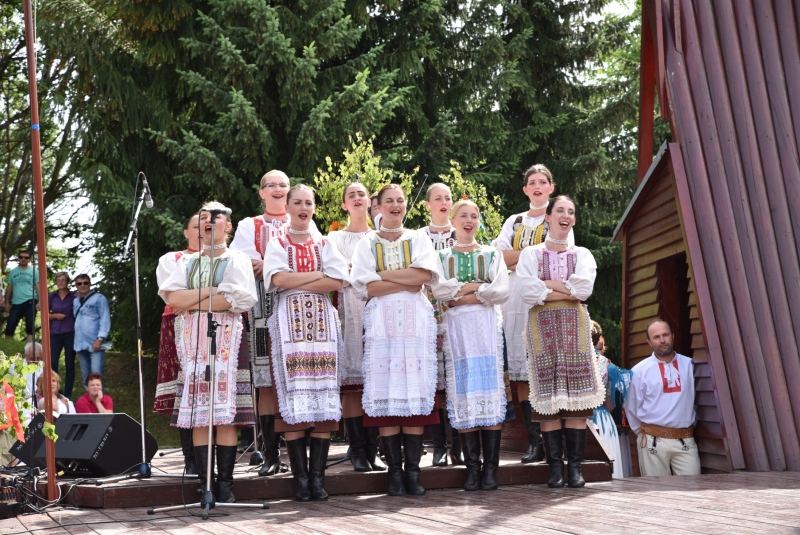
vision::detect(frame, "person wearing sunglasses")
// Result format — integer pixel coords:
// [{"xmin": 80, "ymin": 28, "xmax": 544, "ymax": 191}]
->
[
  {"xmin": 72, "ymin": 274, "xmax": 111, "ymax": 391},
  {"xmin": 4, "ymin": 250, "xmax": 39, "ymax": 343}
]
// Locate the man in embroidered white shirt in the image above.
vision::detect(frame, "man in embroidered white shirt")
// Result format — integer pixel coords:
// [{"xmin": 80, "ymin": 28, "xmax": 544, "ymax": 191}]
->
[{"xmin": 624, "ymin": 320, "xmax": 701, "ymax": 477}]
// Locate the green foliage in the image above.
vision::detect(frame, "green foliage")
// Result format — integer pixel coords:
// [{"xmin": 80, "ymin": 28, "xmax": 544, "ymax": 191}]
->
[{"xmin": 312, "ymin": 134, "xmax": 417, "ymax": 232}]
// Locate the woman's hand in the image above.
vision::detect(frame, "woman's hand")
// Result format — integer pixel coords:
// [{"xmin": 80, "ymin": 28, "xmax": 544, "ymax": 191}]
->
[
  {"xmin": 448, "ymin": 294, "xmax": 481, "ymax": 307},
  {"xmin": 252, "ymin": 259, "xmax": 264, "ymax": 279},
  {"xmin": 50, "ymin": 313, "xmax": 66, "ymax": 321}
]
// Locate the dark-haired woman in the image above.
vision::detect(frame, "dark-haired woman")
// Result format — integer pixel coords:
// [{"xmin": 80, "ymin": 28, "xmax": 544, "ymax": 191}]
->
[
  {"xmin": 517, "ymin": 195, "xmax": 604, "ymax": 488},
  {"xmin": 263, "ymin": 184, "xmax": 348, "ymax": 501},
  {"xmin": 492, "ymin": 164, "xmax": 573, "ymax": 464},
  {"xmin": 159, "ymin": 201, "xmax": 257, "ymax": 503},
  {"xmin": 351, "ymin": 184, "xmax": 441, "ymax": 497},
  {"xmin": 326, "ymin": 181, "xmax": 386, "ymax": 472},
  {"xmin": 154, "ymin": 213, "xmax": 201, "ymax": 475},
  {"xmin": 433, "ymin": 200, "xmax": 509, "ymax": 490}
]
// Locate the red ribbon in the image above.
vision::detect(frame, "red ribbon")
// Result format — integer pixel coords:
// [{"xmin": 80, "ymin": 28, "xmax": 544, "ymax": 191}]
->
[{"xmin": 0, "ymin": 380, "xmax": 24, "ymax": 442}]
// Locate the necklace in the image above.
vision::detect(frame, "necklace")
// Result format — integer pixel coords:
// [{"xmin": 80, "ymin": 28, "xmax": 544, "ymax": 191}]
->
[
  {"xmin": 530, "ymin": 201, "xmax": 549, "ymax": 211},
  {"xmin": 454, "ymin": 240, "xmax": 477, "ymax": 248},
  {"xmin": 264, "ymin": 211, "xmax": 287, "ymax": 217},
  {"xmin": 546, "ymin": 235, "xmax": 569, "ymax": 245},
  {"xmin": 203, "ymin": 243, "xmax": 227, "ymax": 250},
  {"xmin": 429, "ymin": 222, "xmax": 451, "ymax": 230},
  {"xmin": 288, "ymin": 227, "xmax": 310, "ymax": 235},
  {"xmin": 380, "ymin": 225, "xmax": 404, "ymax": 233}
]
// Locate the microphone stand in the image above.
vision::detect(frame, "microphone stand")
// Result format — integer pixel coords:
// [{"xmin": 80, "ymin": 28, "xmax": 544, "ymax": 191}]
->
[
  {"xmin": 96, "ymin": 185, "xmax": 182, "ymax": 484},
  {"xmin": 148, "ymin": 210, "xmax": 269, "ymax": 518}
]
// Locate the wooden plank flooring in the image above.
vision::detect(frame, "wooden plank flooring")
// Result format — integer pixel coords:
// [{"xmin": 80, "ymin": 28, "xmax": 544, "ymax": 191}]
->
[{"xmin": 2, "ymin": 472, "xmax": 799, "ymax": 534}]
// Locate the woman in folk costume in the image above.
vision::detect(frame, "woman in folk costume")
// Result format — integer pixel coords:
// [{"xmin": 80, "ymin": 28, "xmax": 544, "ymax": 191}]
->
[
  {"xmin": 326, "ymin": 181, "xmax": 386, "ymax": 472},
  {"xmin": 516, "ymin": 196, "xmax": 604, "ymax": 488},
  {"xmin": 420, "ymin": 183, "xmax": 463, "ymax": 467},
  {"xmin": 159, "ymin": 201, "xmax": 258, "ymax": 503},
  {"xmin": 351, "ymin": 184, "xmax": 442, "ymax": 497},
  {"xmin": 432, "ymin": 200, "xmax": 510, "ymax": 490},
  {"xmin": 230, "ymin": 170, "xmax": 317, "ymax": 477},
  {"xmin": 492, "ymin": 164, "xmax": 574, "ymax": 464},
  {"xmin": 589, "ymin": 321, "xmax": 632, "ymax": 479},
  {"xmin": 154, "ymin": 213, "xmax": 201, "ymax": 475},
  {"xmin": 263, "ymin": 184, "xmax": 349, "ymax": 502}
]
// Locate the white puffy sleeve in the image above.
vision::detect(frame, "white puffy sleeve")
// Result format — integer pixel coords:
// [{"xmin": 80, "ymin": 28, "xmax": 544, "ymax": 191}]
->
[
  {"xmin": 516, "ymin": 247, "xmax": 551, "ymax": 306},
  {"xmin": 263, "ymin": 238, "xmax": 291, "ymax": 293},
  {"xmin": 491, "ymin": 214, "xmax": 517, "ymax": 250},
  {"xmin": 409, "ymin": 231, "xmax": 442, "ymax": 284},
  {"xmin": 564, "ymin": 247, "xmax": 596, "ymax": 301},
  {"xmin": 158, "ymin": 254, "xmax": 192, "ymax": 302},
  {"xmin": 229, "ymin": 217, "xmax": 261, "ymax": 260},
  {"xmin": 475, "ymin": 250, "xmax": 510, "ymax": 306},
  {"xmin": 322, "ymin": 239, "xmax": 350, "ymax": 284},
  {"xmin": 218, "ymin": 250, "xmax": 258, "ymax": 313},
  {"xmin": 350, "ymin": 235, "xmax": 380, "ymax": 301},
  {"xmin": 156, "ymin": 252, "xmax": 179, "ymax": 292},
  {"xmin": 430, "ymin": 253, "xmax": 462, "ymax": 302}
]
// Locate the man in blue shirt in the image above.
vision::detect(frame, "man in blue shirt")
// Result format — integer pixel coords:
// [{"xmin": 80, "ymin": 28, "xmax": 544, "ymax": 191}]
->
[
  {"xmin": 72, "ymin": 274, "xmax": 111, "ymax": 389},
  {"xmin": 4, "ymin": 250, "xmax": 39, "ymax": 342}
]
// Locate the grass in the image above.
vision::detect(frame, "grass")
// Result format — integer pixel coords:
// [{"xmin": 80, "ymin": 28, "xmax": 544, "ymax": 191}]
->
[{"xmin": 2, "ymin": 335, "xmax": 178, "ymax": 447}]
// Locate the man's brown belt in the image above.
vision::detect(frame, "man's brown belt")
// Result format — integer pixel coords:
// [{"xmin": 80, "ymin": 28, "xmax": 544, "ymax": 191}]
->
[{"xmin": 640, "ymin": 423, "xmax": 693, "ymax": 439}]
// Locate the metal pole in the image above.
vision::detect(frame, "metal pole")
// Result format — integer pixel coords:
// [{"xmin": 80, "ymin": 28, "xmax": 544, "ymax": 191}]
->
[{"xmin": 22, "ymin": 0, "xmax": 58, "ymax": 501}]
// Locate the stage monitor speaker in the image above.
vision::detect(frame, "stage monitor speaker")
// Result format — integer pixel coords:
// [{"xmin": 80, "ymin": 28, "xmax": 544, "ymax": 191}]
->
[
  {"xmin": 35, "ymin": 413, "xmax": 158, "ymax": 477},
  {"xmin": 9, "ymin": 412, "xmax": 47, "ymax": 469}
]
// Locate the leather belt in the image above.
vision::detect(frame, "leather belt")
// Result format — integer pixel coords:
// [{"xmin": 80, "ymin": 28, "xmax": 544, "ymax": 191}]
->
[{"xmin": 640, "ymin": 423, "xmax": 693, "ymax": 439}]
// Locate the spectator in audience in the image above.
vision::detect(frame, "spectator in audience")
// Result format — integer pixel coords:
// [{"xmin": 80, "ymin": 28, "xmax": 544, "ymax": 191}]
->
[
  {"xmin": 4, "ymin": 250, "xmax": 39, "ymax": 343},
  {"xmin": 49, "ymin": 272, "xmax": 78, "ymax": 397},
  {"xmin": 37, "ymin": 372, "xmax": 75, "ymax": 416},
  {"xmin": 72, "ymin": 274, "xmax": 111, "ymax": 390},
  {"xmin": 20, "ymin": 341, "xmax": 44, "ymax": 401},
  {"xmin": 75, "ymin": 373, "xmax": 113, "ymax": 414}
]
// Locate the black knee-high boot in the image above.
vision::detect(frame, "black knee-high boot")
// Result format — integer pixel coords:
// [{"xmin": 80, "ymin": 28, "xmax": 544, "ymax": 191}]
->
[
  {"xmin": 344, "ymin": 417, "xmax": 371, "ymax": 472},
  {"xmin": 309, "ymin": 437, "xmax": 331, "ymax": 500},
  {"xmin": 564, "ymin": 427, "xmax": 586, "ymax": 488},
  {"xmin": 258, "ymin": 415, "xmax": 282, "ymax": 476},
  {"xmin": 448, "ymin": 410, "xmax": 464, "ymax": 465},
  {"xmin": 365, "ymin": 426, "xmax": 387, "ymax": 471},
  {"xmin": 402, "ymin": 433, "xmax": 426, "ymax": 496},
  {"xmin": 286, "ymin": 438, "xmax": 311, "ymax": 501},
  {"xmin": 430, "ymin": 408, "xmax": 448, "ymax": 466},
  {"xmin": 179, "ymin": 427, "xmax": 197, "ymax": 475},
  {"xmin": 381, "ymin": 434, "xmax": 405, "ymax": 496},
  {"xmin": 520, "ymin": 401, "xmax": 544, "ymax": 463},
  {"xmin": 216, "ymin": 445, "xmax": 237, "ymax": 503},
  {"xmin": 480, "ymin": 429, "xmax": 502, "ymax": 490},
  {"xmin": 193, "ymin": 444, "xmax": 215, "ymax": 504},
  {"xmin": 542, "ymin": 429, "xmax": 565, "ymax": 488},
  {"xmin": 459, "ymin": 431, "xmax": 482, "ymax": 491}
]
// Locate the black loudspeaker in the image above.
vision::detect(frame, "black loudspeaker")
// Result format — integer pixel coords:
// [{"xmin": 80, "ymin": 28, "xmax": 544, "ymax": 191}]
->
[
  {"xmin": 35, "ymin": 413, "xmax": 158, "ymax": 477},
  {"xmin": 9, "ymin": 412, "xmax": 47, "ymax": 469}
]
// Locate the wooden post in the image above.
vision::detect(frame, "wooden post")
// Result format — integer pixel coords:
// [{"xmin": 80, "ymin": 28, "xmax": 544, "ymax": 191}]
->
[
  {"xmin": 22, "ymin": 0, "xmax": 58, "ymax": 500},
  {"xmin": 638, "ymin": 6, "xmax": 656, "ymax": 183}
]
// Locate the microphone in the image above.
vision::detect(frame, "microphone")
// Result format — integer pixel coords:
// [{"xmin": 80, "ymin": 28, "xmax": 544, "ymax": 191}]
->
[
  {"xmin": 140, "ymin": 172, "xmax": 154, "ymax": 208},
  {"xmin": 201, "ymin": 207, "xmax": 232, "ymax": 218}
]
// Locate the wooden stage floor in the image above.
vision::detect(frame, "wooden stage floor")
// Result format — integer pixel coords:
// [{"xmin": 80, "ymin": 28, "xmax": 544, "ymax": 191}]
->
[{"xmin": 2, "ymin": 471, "xmax": 800, "ymax": 534}]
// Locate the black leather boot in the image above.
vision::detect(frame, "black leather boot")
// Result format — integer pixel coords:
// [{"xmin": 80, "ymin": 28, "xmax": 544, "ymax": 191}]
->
[
  {"xmin": 480, "ymin": 429, "xmax": 501, "ymax": 490},
  {"xmin": 430, "ymin": 409, "xmax": 448, "ymax": 466},
  {"xmin": 402, "ymin": 433, "xmax": 426, "ymax": 496},
  {"xmin": 542, "ymin": 429, "xmax": 565, "ymax": 488},
  {"xmin": 193, "ymin": 444, "xmax": 215, "ymax": 505},
  {"xmin": 216, "ymin": 445, "xmax": 237, "ymax": 503},
  {"xmin": 344, "ymin": 417, "xmax": 371, "ymax": 472},
  {"xmin": 365, "ymin": 426, "xmax": 387, "ymax": 471},
  {"xmin": 449, "ymin": 426, "xmax": 464, "ymax": 465},
  {"xmin": 565, "ymin": 427, "xmax": 587, "ymax": 488},
  {"xmin": 286, "ymin": 438, "xmax": 311, "ymax": 501},
  {"xmin": 381, "ymin": 434, "xmax": 405, "ymax": 496},
  {"xmin": 179, "ymin": 427, "xmax": 197, "ymax": 475},
  {"xmin": 258, "ymin": 415, "xmax": 282, "ymax": 476},
  {"xmin": 520, "ymin": 401, "xmax": 544, "ymax": 463},
  {"xmin": 459, "ymin": 430, "xmax": 482, "ymax": 491},
  {"xmin": 309, "ymin": 437, "xmax": 331, "ymax": 500}
]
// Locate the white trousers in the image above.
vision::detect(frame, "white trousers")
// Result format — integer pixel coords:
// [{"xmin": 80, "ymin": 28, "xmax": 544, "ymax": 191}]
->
[{"xmin": 637, "ymin": 432, "xmax": 701, "ymax": 476}]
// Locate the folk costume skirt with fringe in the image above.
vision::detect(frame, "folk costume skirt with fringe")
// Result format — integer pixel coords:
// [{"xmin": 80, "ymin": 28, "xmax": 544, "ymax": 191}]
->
[
  {"xmin": 443, "ymin": 304, "xmax": 507, "ymax": 430},
  {"xmin": 172, "ymin": 310, "xmax": 254, "ymax": 428},
  {"xmin": 525, "ymin": 300, "xmax": 605, "ymax": 418},
  {"xmin": 361, "ymin": 291, "xmax": 439, "ymax": 427},
  {"xmin": 269, "ymin": 289, "xmax": 342, "ymax": 431},
  {"xmin": 154, "ymin": 311, "xmax": 180, "ymax": 414}
]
